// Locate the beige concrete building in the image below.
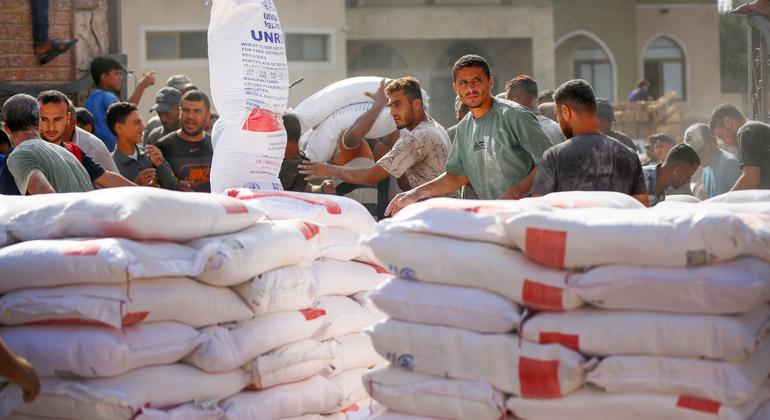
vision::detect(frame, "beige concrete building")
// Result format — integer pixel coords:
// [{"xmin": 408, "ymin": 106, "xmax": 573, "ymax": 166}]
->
[{"xmin": 119, "ymin": 0, "xmax": 742, "ymax": 133}]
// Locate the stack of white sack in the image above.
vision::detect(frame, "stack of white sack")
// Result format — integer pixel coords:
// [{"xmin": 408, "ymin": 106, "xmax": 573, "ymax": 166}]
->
[
  {"xmin": 202, "ymin": 188, "xmax": 389, "ymax": 419},
  {"xmin": 0, "ymin": 187, "xmax": 267, "ymax": 419},
  {"xmin": 208, "ymin": 0, "xmax": 289, "ymax": 193},
  {"xmin": 295, "ymin": 77, "xmax": 430, "ymax": 163},
  {"xmin": 363, "ymin": 190, "xmax": 770, "ymax": 420}
]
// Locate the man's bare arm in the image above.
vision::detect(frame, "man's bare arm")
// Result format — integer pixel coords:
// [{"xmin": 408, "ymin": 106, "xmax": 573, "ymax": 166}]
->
[
  {"xmin": 499, "ymin": 165, "xmax": 538, "ymax": 200},
  {"xmin": 342, "ymin": 79, "xmax": 390, "ymax": 149},
  {"xmin": 385, "ymin": 172, "xmax": 468, "ymax": 216},
  {"xmin": 299, "ymin": 161, "xmax": 390, "ymax": 186},
  {"xmin": 731, "ymin": 166, "xmax": 761, "ymax": 191},
  {"xmin": 94, "ymin": 170, "xmax": 137, "ymax": 188},
  {"xmin": 26, "ymin": 172, "xmax": 56, "ymax": 194}
]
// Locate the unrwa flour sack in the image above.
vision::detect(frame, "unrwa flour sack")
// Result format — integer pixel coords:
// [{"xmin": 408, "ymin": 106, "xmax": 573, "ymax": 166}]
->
[
  {"xmin": 323, "ymin": 367, "xmax": 371, "ymax": 414},
  {"xmin": 243, "ymin": 339, "xmax": 335, "ymax": 389},
  {"xmin": 5, "ymin": 187, "xmax": 262, "ymax": 242},
  {"xmin": 369, "ymin": 319, "xmax": 586, "ymax": 397},
  {"xmin": 504, "ymin": 206, "xmax": 766, "ymax": 269},
  {"xmin": 234, "ymin": 263, "xmax": 316, "ymax": 315},
  {"xmin": 222, "ymin": 375, "xmax": 343, "ymax": 420},
  {"xmin": 326, "ymin": 332, "xmax": 385, "ymax": 376},
  {"xmin": 506, "ymin": 383, "xmax": 770, "ymax": 420},
  {"xmin": 185, "ymin": 309, "xmax": 328, "ymax": 372},
  {"xmin": 301, "ymin": 102, "xmax": 398, "ymax": 163},
  {"xmin": 313, "ymin": 259, "xmax": 390, "ymax": 298},
  {"xmin": 207, "ymin": 0, "xmax": 289, "ymax": 192},
  {"xmin": 569, "ymin": 257, "xmax": 770, "ymax": 314},
  {"xmin": 314, "ymin": 296, "xmax": 378, "ymax": 341},
  {"xmin": 704, "ymin": 190, "xmax": 770, "ymax": 204},
  {"xmin": 521, "ymin": 190, "xmax": 646, "ymax": 210},
  {"xmin": 135, "ymin": 402, "xmax": 225, "ymax": 420},
  {"xmin": 363, "ymin": 366, "xmax": 505, "ymax": 420},
  {"xmin": 366, "ymin": 232, "xmax": 583, "ymax": 311},
  {"xmin": 9, "ymin": 364, "xmax": 246, "ymax": 420},
  {"xmin": 0, "ymin": 238, "xmax": 211, "ymax": 294},
  {"xmin": 319, "ymin": 227, "xmax": 363, "ymax": 261},
  {"xmin": 188, "ymin": 220, "xmax": 325, "ymax": 286},
  {"xmin": 520, "ymin": 305, "xmax": 770, "ymax": 360},
  {"xmin": 587, "ymin": 337, "xmax": 770, "ymax": 405},
  {"xmin": 0, "ymin": 277, "xmax": 253, "ymax": 329},
  {"xmin": 0, "ymin": 322, "xmax": 202, "ymax": 378},
  {"xmin": 370, "ymin": 278, "xmax": 521, "ymax": 334},
  {"xmin": 225, "ymin": 188, "xmax": 376, "ymax": 236}
]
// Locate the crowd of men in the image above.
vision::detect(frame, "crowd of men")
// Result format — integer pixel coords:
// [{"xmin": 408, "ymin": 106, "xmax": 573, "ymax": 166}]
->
[{"xmin": 1, "ymin": 54, "xmax": 768, "ymax": 220}]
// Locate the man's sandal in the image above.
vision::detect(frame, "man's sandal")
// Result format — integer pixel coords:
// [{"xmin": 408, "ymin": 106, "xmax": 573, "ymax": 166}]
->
[{"xmin": 37, "ymin": 39, "xmax": 78, "ymax": 65}]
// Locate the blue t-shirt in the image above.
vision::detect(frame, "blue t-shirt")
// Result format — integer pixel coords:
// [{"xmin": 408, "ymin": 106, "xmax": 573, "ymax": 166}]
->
[
  {"xmin": 703, "ymin": 149, "xmax": 741, "ymax": 199},
  {"xmin": 86, "ymin": 88, "xmax": 119, "ymax": 152},
  {"xmin": 0, "ymin": 148, "xmax": 20, "ymax": 195}
]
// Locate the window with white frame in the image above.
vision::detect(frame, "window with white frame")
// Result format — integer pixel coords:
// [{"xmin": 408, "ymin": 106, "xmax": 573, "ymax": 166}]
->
[{"xmin": 145, "ymin": 30, "xmax": 207, "ymax": 61}]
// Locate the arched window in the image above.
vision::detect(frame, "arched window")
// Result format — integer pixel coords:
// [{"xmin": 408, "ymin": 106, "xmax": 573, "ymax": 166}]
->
[
  {"xmin": 572, "ymin": 36, "xmax": 614, "ymax": 100},
  {"xmin": 643, "ymin": 36, "xmax": 686, "ymax": 100},
  {"xmin": 435, "ymin": 42, "xmax": 493, "ymax": 69},
  {"xmin": 350, "ymin": 43, "xmax": 407, "ymax": 70}
]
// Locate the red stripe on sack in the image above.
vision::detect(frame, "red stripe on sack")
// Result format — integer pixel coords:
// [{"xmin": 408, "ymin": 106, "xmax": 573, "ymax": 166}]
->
[
  {"xmin": 358, "ymin": 260, "xmax": 391, "ymax": 274},
  {"xmin": 25, "ymin": 318, "xmax": 112, "ymax": 328},
  {"xmin": 226, "ymin": 190, "xmax": 344, "ymax": 215},
  {"xmin": 121, "ymin": 311, "xmax": 149, "ymax": 326},
  {"xmin": 677, "ymin": 396, "xmax": 721, "ymax": 414},
  {"xmin": 295, "ymin": 221, "xmax": 321, "ymax": 240},
  {"xmin": 539, "ymin": 332, "xmax": 580, "ymax": 352},
  {"xmin": 214, "ymin": 196, "xmax": 249, "ymax": 215},
  {"xmin": 341, "ymin": 403, "xmax": 360, "ymax": 413},
  {"xmin": 522, "ymin": 280, "xmax": 565, "ymax": 311},
  {"xmin": 62, "ymin": 240, "xmax": 101, "ymax": 256},
  {"xmin": 300, "ymin": 308, "xmax": 326, "ymax": 321},
  {"xmin": 525, "ymin": 227, "xmax": 567, "ymax": 268},
  {"xmin": 518, "ymin": 357, "xmax": 561, "ymax": 398}
]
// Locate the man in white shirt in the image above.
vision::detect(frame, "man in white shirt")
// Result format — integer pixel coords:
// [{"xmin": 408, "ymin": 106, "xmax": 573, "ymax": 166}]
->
[{"xmin": 64, "ymin": 99, "xmax": 119, "ymax": 172}]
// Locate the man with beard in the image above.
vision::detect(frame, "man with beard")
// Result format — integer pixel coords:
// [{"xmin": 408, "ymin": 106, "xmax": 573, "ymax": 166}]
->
[
  {"xmin": 298, "ymin": 77, "xmax": 454, "ymax": 198},
  {"xmin": 386, "ymin": 55, "xmax": 552, "ymax": 215},
  {"xmin": 530, "ymin": 79, "xmax": 648, "ymax": 205},
  {"xmin": 643, "ymin": 143, "xmax": 700, "ymax": 206},
  {"xmin": 37, "ymin": 90, "xmax": 135, "ymax": 189},
  {"xmin": 143, "ymin": 87, "xmax": 182, "ymax": 146},
  {"xmin": 156, "ymin": 90, "xmax": 213, "ymax": 192}
]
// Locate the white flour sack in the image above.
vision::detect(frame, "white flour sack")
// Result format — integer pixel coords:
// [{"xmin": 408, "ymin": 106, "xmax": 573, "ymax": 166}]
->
[
  {"xmin": 363, "ymin": 366, "xmax": 505, "ymax": 420},
  {"xmin": 521, "ymin": 190, "xmax": 646, "ymax": 210},
  {"xmin": 313, "ymin": 259, "xmax": 391, "ymax": 298},
  {"xmin": 365, "ymin": 231, "xmax": 583, "ymax": 311},
  {"xmin": 507, "ymin": 382, "xmax": 770, "ymax": 420},
  {"xmin": 369, "ymin": 319, "xmax": 586, "ymax": 397},
  {"xmin": 222, "ymin": 375, "xmax": 343, "ymax": 420},
  {"xmin": 0, "ymin": 277, "xmax": 253, "ymax": 329},
  {"xmin": 0, "ymin": 322, "xmax": 202, "ymax": 378},
  {"xmin": 234, "ymin": 263, "xmax": 316, "ymax": 315},
  {"xmin": 704, "ymin": 190, "xmax": 770, "ymax": 204},
  {"xmin": 520, "ymin": 305, "xmax": 770, "ymax": 360},
  {"xmin": 314, "ymin": 296, "xmax": 378, "ymax": 340},
  {"xmin": 224, "ymin": 188, "xmax": 376, "ymax": 236},
  {"xmin": 504, "ymin": 206, "xmax": 763, "ymax": 269},
  {"xmin": 569, "ymin": 257, "xmax": 770, "ymax": 314},
  {"xmin": 301, "ymin": 102, "xmax": 398, "ymax": 163},
  {"xmin": 320, "ymin": 227, "xmax": 363, "ymax": 261},
  {"xmin": 187, "ymin": 219, "xmax": 325, "ymax": 286},
  {"xmin": 10, "ymin": 364, "xmax": 247, "ymax": 420},
  {"xmin": 326, "ymin": 332, "xmax": 385, "ymax": 375},
  {"xmin": 293, "ymin": 77, "xmax": 396, "ymax": 128},
  {"xmin": 5, "ymin": 187, "xmax": 262, "ymax": 242},
  {"xmin": 324, "ymin": 367, "xmax": 371, "ymax": 414},
  {"xmin": 369, "ymin": 278, "xmax": 521, "ymax": 334},
  {"xmin": 0, "ymin": 238, "xmax": 210, "ymax": 294},
  {"xmin": 243, "ymin": 339, "xmax": 335, "ymax": 389},
  {"xmin": 135, "ymin": 402, "xmax": 225, "ymax": 420},
  {"xmin": 185, "ymin": 309, "xmax": 328, "ymax": 372},
  {"xmin": 587, "ymin": 337, "xmax": 770, "ymax": 405}
]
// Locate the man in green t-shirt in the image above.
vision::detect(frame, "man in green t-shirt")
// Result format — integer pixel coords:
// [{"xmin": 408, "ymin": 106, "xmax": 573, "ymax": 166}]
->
[{"xmin": 386, "ymin": 54, "xmax": 552, "ymax": 215}]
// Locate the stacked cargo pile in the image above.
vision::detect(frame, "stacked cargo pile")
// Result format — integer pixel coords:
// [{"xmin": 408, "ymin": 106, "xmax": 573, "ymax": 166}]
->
[
  {"xmin": 613, "ymin": 91, "xmax": 686, "ymax": 141},
  {"xmin": 0, "ymin": 187, "xmax": 388, "ymax": 419},
  {"xmin": 363, "ymin": 191, "xmax": 770, "ymax": 420}
]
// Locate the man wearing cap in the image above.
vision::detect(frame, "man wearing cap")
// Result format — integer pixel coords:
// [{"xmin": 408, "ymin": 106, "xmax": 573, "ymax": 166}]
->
[
  {"xmin": 143, "ymin": 75, "xmax": 197, "ymax": 137},
  {"xmin": 684, "ymin": 123, "xmax": 741, "ymax": 199},
  {"xmin": 143, "ymin": 87, "xmax": 182, "ymax": 146},
  {"xmin": 596, "ymin": 98, "xmax": 638, "ymax": 152}
]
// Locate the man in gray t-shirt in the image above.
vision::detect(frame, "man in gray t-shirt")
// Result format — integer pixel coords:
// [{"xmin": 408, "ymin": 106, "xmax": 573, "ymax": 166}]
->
[{"xmin": 531, "ymin": 80, "xmax": 647, "ymax": 205}]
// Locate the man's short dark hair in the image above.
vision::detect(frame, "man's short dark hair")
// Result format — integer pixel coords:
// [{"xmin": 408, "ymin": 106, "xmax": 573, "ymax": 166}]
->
[
  {"xmin": 538, "ymin": 89, "xmax": 555, "ymax": 104},
  {"xmin": 37, "ymin": 90, "xmax": 70, "ymax": 108},
  {"xmin": 282, "ymin": 112, "xmax": 301, "ymax": 142},
  {"xmin": 505, "ymin": 75, "xmax": 538, "ymax": 101},
  {"xmin": 90, "ymin": 56, "xmax": 123, "ymax": 85},
  {"xmin": 385, "ymin": 76, "xmax": 423, "ymax": 103},
  {"xmin": 637, "ymin": 79, "xmax": 650, "ymax": 88},
  {"xmin": 553, "ymin": 79, "xmax": 597, "ymax": 114},
  {"xmin": 452, "ymin": 55, "xmax": 491, "ymax": 81},
  {"xmin": 665, "ymin": 143, "xmax": 701, "ymax": 167},
  {"xmin": 106, "ymin": 102, "xmax": 138, "ymax": 136},
  {"xmin": 709, "ymin": 104, "xmax": 744, "ymax": 131},
  {"xmin": 649, "ymin": 133, "xmax": 676, "ymax": 146},
  {"xmin": 180, "ymin": 90, "xmax": 211, "ymax": 111},
  {"xmin": 2, "ymin": 94, "xmax": 39, "ymax": 132},
  {"xmin": 0, "ymin": 130, "xmax": 11, "ymax": 148}
]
